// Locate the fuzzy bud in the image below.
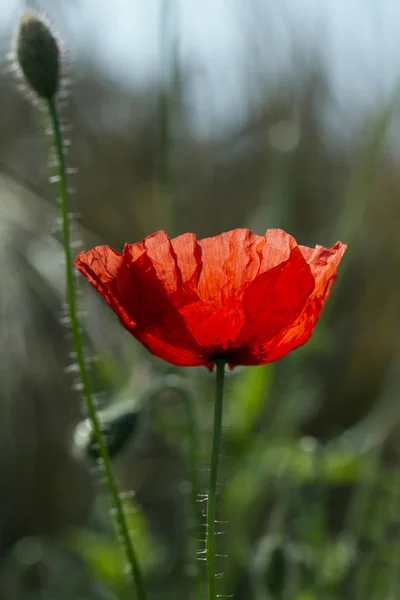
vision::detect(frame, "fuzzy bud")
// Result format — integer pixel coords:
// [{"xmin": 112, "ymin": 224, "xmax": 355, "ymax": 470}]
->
[{"xmin": 15, "ymin": 10, "xmax": 60, "ymax": 100}]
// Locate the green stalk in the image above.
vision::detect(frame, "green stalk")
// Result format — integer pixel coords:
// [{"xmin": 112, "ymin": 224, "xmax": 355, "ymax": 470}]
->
[
  {"xmin": 206, "ymin": 359, "xmax": 226, "ymax": 600},
  {"xmin": 47, "ymin": 98, "xmax": 146, "ymax": 600}
]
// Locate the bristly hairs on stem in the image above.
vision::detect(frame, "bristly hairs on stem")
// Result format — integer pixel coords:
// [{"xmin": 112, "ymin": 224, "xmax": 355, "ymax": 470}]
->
[
  {"xmin": 206, "ymin": 359, "xmax": 227, "ymax": 600},
  {"xmin": 13, "ymin": 10, "xmax": 147, "ymax": 600}
]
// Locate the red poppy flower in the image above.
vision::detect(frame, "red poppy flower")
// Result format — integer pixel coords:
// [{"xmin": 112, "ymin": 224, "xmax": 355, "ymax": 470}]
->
[{"xmin": 74, "ymin": 229, "xmax": 346, "ymax": 370}]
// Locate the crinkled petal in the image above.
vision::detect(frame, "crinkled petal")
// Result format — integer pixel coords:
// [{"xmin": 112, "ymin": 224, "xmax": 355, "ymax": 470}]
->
[
  {"xmin": 194, "ymin": 228, "xmax": 298, "ymax": 306},
  {"xmin": 256, "ymin": 228, "xmax": 301, "ymax": 272},
  {"xmin": 235, "ymin": 245, "xmax": 315, "ymax": 347},
  {"xmin": 74, "ymin": 246, "xmax": 137, "ymax": 330},
  {"xmin": 76, "ymin": 239, "xmax": 203, "ymax": 365},
  {"xmin": 172, "ymin": 228, "xmax": 303, "ymax": 349},
  {"xmin": 235, "ymin": 241, "xmax": 347, "ymax": 364}
]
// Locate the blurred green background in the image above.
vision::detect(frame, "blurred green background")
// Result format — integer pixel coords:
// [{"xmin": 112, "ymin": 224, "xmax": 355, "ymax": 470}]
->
[{"xmin": 0, "ymin": 1, "xmax": 399, "ymax": 599}]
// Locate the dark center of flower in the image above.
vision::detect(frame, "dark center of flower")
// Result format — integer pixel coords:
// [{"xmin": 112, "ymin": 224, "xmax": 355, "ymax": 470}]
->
[{"xmin": 206, "ymin": 340, "xmax": 237, "ymax": 364}]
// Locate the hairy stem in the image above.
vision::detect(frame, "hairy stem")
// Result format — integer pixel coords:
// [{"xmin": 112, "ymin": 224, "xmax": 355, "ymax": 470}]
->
[
  {"xmin": 206, "ymin": 359, "xmax": 226, "ymax": 600},
  {"xmin": 47, "ymin": 98, "xmax": 147, "ymax": 600}
]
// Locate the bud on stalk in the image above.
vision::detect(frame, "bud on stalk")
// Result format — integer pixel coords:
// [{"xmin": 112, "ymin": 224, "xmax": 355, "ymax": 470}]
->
[{"xmin": 15, "ymin": 10, "xmax": 60, "ymax": 100}]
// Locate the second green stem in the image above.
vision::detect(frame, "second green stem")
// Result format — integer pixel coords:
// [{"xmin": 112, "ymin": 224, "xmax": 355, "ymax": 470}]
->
[
  {"xmin": 47, "ymin": 99, "xmax": 146, "ymax": 600},
  {"xmin": 206, "ymin": 359, "xmax": 226, "ymax": 600}
]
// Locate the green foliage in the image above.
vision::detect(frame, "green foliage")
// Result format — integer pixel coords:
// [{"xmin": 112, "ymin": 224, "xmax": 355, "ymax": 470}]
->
[
  {"xmin": 226, "ymin": 365, "xmax": 273, "ymax": 445},
  {"xmin": 70, "ymin": 499, "xmax": 163, "ymax": 592}
]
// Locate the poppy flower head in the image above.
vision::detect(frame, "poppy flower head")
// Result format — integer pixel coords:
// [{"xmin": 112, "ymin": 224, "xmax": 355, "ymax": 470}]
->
[{"xmin": 74, "ymin": 229, "xmax": 346, "ymax": 370}]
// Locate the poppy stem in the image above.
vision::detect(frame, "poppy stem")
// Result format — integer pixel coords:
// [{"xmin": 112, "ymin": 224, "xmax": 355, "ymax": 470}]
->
[
  {"xmin": 46, "ymin": 98, "xmax": 147, "ymax": 600},
  {"xmin": 206, "ymin": 359, "xmax": 226, "ymax": 600}
]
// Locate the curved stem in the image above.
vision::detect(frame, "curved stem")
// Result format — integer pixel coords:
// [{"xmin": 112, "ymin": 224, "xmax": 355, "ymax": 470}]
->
[
  {"xmin": 206, "ymin": 360, "xmax": 226, "ymax": 600},
  {"xmin": 47, "ymin": 99, "xmax": 147, "ymax": 600}
]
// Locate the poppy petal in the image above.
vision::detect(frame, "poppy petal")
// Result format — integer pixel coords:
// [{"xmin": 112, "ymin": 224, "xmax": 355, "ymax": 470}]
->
[
  {"xmin": 123, "ymin": 236, "xmax": 204, "ymax": 363},
  {"xmin": 173, "ymin": 229, "xmax": 304, "ymax": 349},
  {"xmin": 176, "ymin": 229, "xmax": 264, "ymax": 348},
  {"xmin": 74, "ymin": 246, "xmax": 137, "ymax": 331},
  {"xmin": 76, "ymin": 238, "xmax": 203, "ymax": 365},
  {"xmin": 236, "ymin": 245, "xmax": 315, "ymax": 347},
  {"xmin": 239, "ymin": 241, "xmax": 347, "ymax": 364}
]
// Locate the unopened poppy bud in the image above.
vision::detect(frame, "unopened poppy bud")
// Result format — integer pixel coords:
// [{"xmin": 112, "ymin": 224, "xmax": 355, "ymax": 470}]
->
[{"xmin": 15, "ymin": 10, "xmax": 60, "ymax": 100}]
